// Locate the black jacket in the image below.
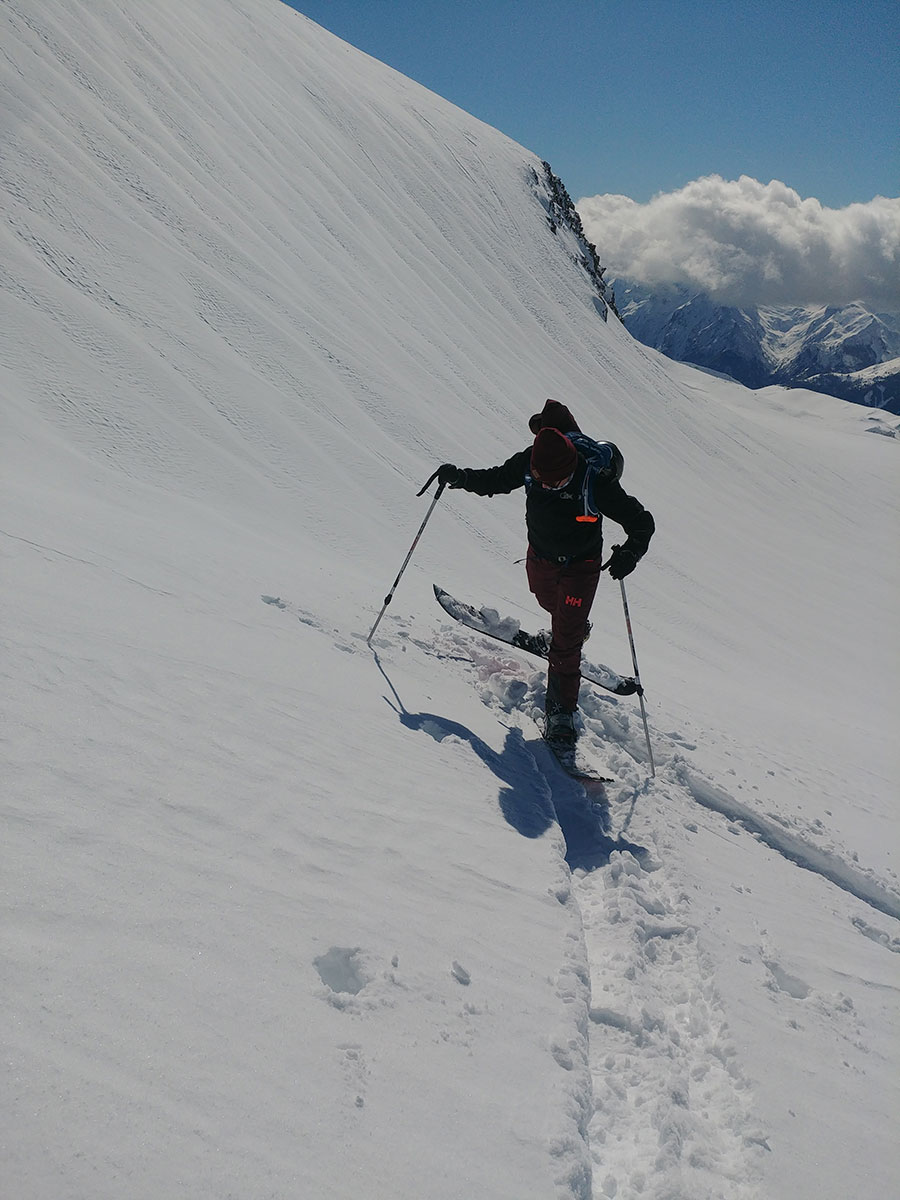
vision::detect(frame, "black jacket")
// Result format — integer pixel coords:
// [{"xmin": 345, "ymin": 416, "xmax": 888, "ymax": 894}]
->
[{"xmin": 458, "ymin": 448, "xmax": 655, "ymax": 563}]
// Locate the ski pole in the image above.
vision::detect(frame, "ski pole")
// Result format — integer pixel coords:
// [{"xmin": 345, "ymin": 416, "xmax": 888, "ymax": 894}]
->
[
  {"xmin": 367, "ymin": 474, "xmax": 446, "ymax": 645},
  {"xmin": 618, "ymin": 577, "xmax": 656, "ymax": 777}
]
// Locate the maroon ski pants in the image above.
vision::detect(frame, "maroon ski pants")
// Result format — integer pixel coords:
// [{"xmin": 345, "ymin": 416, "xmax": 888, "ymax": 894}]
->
[{"xmin": 526, "ymin": 547, "xmax": 602, "ymax": 712}]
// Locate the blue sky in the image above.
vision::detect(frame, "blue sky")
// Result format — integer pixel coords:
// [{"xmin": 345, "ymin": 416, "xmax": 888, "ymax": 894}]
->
[{"xmin": 287, "ymin": 0, "xmax": 897, "ymax": 209}]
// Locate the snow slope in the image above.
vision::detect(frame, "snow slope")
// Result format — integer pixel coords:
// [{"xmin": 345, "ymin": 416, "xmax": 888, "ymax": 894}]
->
[{"xmin": 2, "ymin": 2, "xmax": 898, "ymax": 1198}]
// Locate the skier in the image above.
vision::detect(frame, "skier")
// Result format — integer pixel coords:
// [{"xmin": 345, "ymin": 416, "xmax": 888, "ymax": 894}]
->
[{"xmin": 436, "ymin": 399, "xmax": 654, "ymax": 744}]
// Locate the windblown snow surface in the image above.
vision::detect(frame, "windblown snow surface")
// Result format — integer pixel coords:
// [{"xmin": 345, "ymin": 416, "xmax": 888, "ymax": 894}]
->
[{"xmin": 2, "ymin": 3, "xmax": 898, "ymax": 1198}]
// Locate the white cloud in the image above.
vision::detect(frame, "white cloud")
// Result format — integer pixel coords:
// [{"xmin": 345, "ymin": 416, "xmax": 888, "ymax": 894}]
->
[{"xmin": 577, "ymin": 176, "xmax": 900, "ymax": 309}]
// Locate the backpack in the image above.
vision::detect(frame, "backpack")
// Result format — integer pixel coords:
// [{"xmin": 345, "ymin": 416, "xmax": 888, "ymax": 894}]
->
[
  {"xmin": 566, "ymin": 432, "xmax": 624, "ymax": 523},
  {"xmin": 524, "ymin": 430, "xmax": 624, "ymax": 523}
]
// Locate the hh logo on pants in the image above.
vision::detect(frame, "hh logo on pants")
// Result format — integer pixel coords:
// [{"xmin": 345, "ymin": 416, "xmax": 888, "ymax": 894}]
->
[{"xmin": 565, "ymin": 595, "xmax": 582, "ymax": 607}]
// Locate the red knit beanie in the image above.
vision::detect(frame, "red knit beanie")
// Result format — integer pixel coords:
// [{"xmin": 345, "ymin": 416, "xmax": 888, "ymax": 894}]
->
[{"xmin": 531, "ymin": 428, "xmax": 577, "ymax": 484}]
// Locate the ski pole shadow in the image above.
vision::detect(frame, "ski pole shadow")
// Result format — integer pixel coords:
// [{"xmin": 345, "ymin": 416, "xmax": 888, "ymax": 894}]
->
[{"xmin": 373, "ymin": 651, "xmax": 555, "ymax": 839}]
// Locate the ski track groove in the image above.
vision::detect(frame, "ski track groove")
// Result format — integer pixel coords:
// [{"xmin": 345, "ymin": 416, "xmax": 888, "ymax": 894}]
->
[
  {"xmin": 454, "ymin": 633, "xmax": 766, "ymax": 1197},
  {"xmin": 671, "ymin": 763, "xmax": 900, "ymax": 923}
]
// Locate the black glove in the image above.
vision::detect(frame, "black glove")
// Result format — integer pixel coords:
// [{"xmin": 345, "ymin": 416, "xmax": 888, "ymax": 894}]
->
[
  {"xmin": 437, "ymin": 464, "xmax": 467, "ymax": 488},
  {"xmin": 607, "ymin": 544, "xmax": 638, "ymax": 580}
]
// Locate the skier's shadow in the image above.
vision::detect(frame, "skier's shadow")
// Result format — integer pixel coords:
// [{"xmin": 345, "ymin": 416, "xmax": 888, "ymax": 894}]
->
[
  {"xmin": 523, "ymin": 738, "xmax": 649, "ymax": 868},
  {"xmin": 373, "ymin": 652, "xmax": 646, "ymax": 869}
]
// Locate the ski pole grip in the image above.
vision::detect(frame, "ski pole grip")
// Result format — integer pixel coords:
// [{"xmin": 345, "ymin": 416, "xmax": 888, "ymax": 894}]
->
[
  {"xmin": 600, "ymin": 544, "xmax": 621, "ymax": 572},
  {"xmin": 417, "ymin": 471, "xmax": 446, "ymax": 498}
]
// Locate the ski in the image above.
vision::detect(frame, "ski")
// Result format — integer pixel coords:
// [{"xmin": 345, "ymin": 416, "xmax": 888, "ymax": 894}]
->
[
  {"xmin": 544, "ymin": 741, "xmax": 614, "ymax": 784},
  {"xmin": 433, "ymin": 584, "xmax": 640, "ymax": 697}
]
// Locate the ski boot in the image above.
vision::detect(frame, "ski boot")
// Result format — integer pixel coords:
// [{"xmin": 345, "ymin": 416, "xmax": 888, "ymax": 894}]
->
[
  {"xmin": 512, "ymin": 628, "xmax": 551, "ymax": 655},
  {"xmin": 545, "ymin": 708, "xmax": 577, "ymax": 746}
]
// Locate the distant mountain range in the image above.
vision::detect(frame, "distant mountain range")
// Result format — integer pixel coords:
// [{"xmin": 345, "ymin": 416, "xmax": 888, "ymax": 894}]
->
[{"xmin": 614, "ymin": 282, "xmax": 900, "ymax": 414}]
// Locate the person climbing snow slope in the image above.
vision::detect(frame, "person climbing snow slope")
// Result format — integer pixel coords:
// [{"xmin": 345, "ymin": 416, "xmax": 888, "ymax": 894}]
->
[{"xmin": 436, "ymin": 399, "xmax": 655, "ymax": 744}]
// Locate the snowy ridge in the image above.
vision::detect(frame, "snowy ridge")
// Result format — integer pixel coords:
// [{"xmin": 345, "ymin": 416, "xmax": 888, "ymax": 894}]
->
[
  {"xmin": 3, "ymin": 2, "xmax": 899, "ymax": 1198},
  {"xmin": 617, "ymin": 282, "xmax": 900, "ymax": 411}
]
